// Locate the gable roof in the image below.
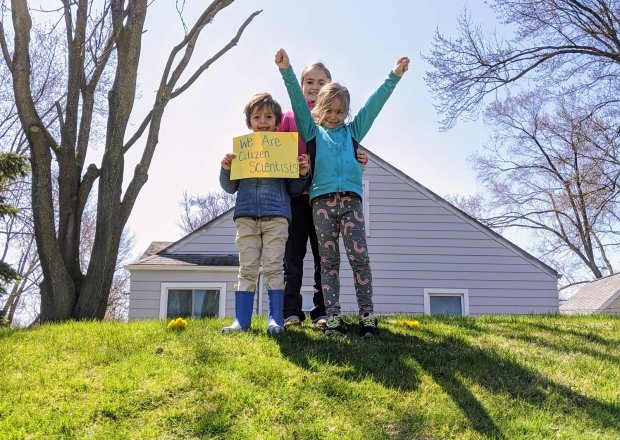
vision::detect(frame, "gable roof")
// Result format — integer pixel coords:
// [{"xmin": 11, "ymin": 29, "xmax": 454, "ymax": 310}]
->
[
  {"xmin": 560, "ymin": 273, "xmax": 620, "ymax": 314},
  {"xmin": 363, "ymin": 148, "xmax": 559, "ymax": 278},
  {"xmin": 163, "ymin": 208, "xmax": 235, "ymax": 254},
  {"xmin": 126, "ymin": 213, "xmax": 239, "ymax": 269}
]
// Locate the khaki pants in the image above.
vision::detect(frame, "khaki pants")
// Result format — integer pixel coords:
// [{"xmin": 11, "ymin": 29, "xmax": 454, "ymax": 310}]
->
[{"xmin": 235, "ymin": 216, "xmax": 289, "ymax": 292}]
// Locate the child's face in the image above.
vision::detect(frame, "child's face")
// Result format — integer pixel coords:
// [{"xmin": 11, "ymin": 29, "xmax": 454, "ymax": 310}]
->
[
  {"xmin": 248, "ymin": 106, "xmax": 278, "ymax": 132},
  {"xmin": 320, "ymin": 98, "xmax": 347, "ymax": 129},
  {"xmin": 302, "ymin": 67, "xmax": 330, "ymax": 103}
]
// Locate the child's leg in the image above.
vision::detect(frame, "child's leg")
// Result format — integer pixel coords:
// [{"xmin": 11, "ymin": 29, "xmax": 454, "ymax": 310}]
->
[
  {"xmin": 223, "ymin": 218, "xmax": 260, "ymax": 333},
  {"xmin": 261, "ymin": 217, "xmax": 289, "ymax": 290},
  {"xmin": 283, "ymin": 195, "xmax": 311, "ymax": 322},
  {"xmin": 261, "ymin": 217, "xmax": 289, "ymax": 334},
  {"xmin": 308, "ymin": 204, "xmax": 326, "ymax": 320},
  {"xmin": 340, "ymin": 196, "xmax": 374, "ymax": 316},
  {"xmin": 312, "ymin": 195, "xmax": 342, "ymax": 316},
  {"xmin": 234, "ymin": 217, "xmax": 261, "ymax": 291}
]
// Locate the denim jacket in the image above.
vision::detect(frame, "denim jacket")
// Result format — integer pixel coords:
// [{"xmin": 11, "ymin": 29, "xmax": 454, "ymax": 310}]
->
[{"xmin": 220, "ymin": 169, "xmax": 308, "ymax": 222}]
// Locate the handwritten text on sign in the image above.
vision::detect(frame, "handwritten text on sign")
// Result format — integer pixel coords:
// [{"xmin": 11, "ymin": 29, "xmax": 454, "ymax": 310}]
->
[{"xmin": 230, "ymin": 132, "xmax": 299, "ymax": 179}]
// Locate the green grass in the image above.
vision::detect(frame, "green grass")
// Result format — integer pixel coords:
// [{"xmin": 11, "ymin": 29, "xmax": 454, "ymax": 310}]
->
[{"xmin": 1, "ymin": 314, "xmax": 619, "ymax": 439}]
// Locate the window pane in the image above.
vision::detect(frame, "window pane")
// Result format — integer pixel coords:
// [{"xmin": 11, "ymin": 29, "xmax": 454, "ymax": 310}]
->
[
  {"xmin": 430, "ymin": 295, "xmax": 462, "ymax": 316},
  {"xmin": 167, "ymin": 290, "xmax": 192, "ymax": 318},
  {"xmin": 194, "ymin": 290, "xmax": 220, "ymax": 318}
]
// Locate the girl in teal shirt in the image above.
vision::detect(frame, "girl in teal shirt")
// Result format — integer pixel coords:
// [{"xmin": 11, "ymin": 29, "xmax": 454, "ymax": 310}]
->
[{"xmin": 275, "ymin": 48, "xmax": 409, "ymax": 337}]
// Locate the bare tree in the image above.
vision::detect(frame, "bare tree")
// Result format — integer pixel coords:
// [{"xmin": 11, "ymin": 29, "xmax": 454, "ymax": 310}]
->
[
  {"xmin": 1, "ymin": 1, "xmax": 261, "ymax": 322},
  {"xmin": 77, "ymin": 197, "xmax": 134, "ymax": 322},
  {"xmin": 0, "ymin": 21, "xmax": 68, "ymax": 326},
  {"xmin": 425, "ymin": 0, "xmax": 620, "ymax": 130},
  {"xmin": 104, "ymin": 231, "xmax": 133, "ymax": 321},
  {"xmin": 178, "ymin": 190, "xmax": 236, "ymax": 235},
  {"xmin": 456, "ymin": 91, "xmax": 619, "ymax": 283},
  {"xmin": 426, "ymin": 0, "xmax": 620, "ymax": 287},
  {"xmin": 1, "ymin": 189, "xmax": 135, "ymax": 326}
]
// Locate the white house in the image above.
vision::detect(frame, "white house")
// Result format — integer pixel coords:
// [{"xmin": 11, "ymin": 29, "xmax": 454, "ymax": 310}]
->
[
  {"xmin": 126, "ymin": 149, "xmax": 560, "ymax": 320},
  {"xmin": 560, "ymin": 273, "xmax": 620, "ymax": 315}
]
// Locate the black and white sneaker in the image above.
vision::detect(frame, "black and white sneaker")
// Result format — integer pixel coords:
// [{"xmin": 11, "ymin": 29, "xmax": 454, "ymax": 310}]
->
[
  {"xmin": 359, "ymin": 313, "xmax": 379, "ymax": 337},
  {"xmin": 324, "ymin": 315, "xmax": 346, "ymax": 336}
]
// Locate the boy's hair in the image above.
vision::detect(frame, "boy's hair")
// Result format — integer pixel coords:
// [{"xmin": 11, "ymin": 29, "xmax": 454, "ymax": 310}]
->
[
  {"xmin": 300, "ymin": 62, "xmax": 332, "ymax": 84},
  {"xmin": 311, "ymin": 82, "xmax": 350, "ymax": 125},
  {"xmin": 244, "ymin": 93, "xmax": 283, "ymax": 128}
]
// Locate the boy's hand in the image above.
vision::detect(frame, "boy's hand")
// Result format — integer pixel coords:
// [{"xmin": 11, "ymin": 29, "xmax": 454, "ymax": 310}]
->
[
  {"xmin": 221, "ymin": 153, "xmax": 236, "ymax": 171},
  {"xmin": 298, "ymin": 154, "xmax": 309, "ymax": 176},
  {"xmin": 393, "ymin": 56, "xmax": 410, "ymax": 77},
  {"xmin": 275, "ymin": 48, "xmax": 290, "ymax": 69}
]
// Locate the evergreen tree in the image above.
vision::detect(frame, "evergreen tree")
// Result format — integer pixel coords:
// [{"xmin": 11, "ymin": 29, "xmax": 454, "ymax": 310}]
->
[{"xmin": 0, "ymin": 152, "xmax": 29, "ymax": 296}]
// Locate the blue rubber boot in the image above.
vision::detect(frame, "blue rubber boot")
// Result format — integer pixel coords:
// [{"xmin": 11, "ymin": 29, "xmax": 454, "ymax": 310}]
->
[
  {"xmin": 267, "ymin": 289, "xmax": 285, "ymax": 335},
  {"xmin": 221, "ymin": 291, "xmax": 254, "ymax": 333}
]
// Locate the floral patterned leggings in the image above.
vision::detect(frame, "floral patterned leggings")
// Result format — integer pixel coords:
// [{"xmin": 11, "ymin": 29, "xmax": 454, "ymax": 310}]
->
[{"xmin": 312, "ymin": 192, "xmax": 373, "ymax": 317}]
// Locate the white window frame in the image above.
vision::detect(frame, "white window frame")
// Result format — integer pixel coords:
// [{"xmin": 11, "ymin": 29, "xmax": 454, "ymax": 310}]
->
[
  {"xmin": 362, "ymin": 179, "xmax": 370, "ymax": 236},
  {"xmin": 423, "ymin": 288, "xmax": 470, "ymax": 316},
  {"xmin": 159, "ymin": 282, "xmax": 227, "ymax": 319}
]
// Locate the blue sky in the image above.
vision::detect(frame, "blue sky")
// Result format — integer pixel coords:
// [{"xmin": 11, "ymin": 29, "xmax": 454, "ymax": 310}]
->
[{"xmin": 125, "ymin": 0, "xmax": 499, "ymax": 255}]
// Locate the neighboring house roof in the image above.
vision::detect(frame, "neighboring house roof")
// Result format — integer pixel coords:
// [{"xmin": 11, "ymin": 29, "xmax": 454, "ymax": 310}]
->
[
  {"xmin": 138, "ymin": 241, "xmax": 174, "ymax": 260},
  {"xmin": 133, "ymin": 252, "xmax": 239, "ymax": 267},
  {"xmin": 560, "ymin": 273, "xmax": 620, "ymax": 314},
  {"xmin": 127, "ymin": 148, "xmax": 558, "ymax": 277}
]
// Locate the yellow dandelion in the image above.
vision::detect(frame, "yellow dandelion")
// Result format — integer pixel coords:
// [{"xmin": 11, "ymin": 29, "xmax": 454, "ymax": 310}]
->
[
  {"xmin": 402, "ymin": 320, "xmax": 421, "ymax": 329},
  {"xmin": 166, "ymin": 317, "xmax": 188, "ymax": 330}
]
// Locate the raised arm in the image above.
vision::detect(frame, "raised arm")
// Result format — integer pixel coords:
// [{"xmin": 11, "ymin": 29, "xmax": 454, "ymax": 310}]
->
[
  {"xmin": 275, "ymin": 49, "xmax": 317, "ymax": 143},
  {"xmin": 350, "ymin": 56, "xmax": 410, "ymax": 142}
]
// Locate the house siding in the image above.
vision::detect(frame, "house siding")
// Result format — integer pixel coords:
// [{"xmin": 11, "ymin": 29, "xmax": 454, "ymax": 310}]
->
[
  {"xmin": 167, "ymin": 214, "xmax": 239, "ymax": 255},
  {"xmin": 128, "ymin": 151, "xmax": 559, "ymax": 320},
  {"xmin": 128, "ymin": 268, "xmax": 238, "ymax": 320},
  {"xmin": 297, "ymin": 159, "xmax": 558, "ymax": 316}
]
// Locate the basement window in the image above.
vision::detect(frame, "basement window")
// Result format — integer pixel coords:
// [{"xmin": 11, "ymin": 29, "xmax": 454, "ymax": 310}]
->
[
  {"xmin": 160, "ymin": 283, "xmax": 227, "ymax": 319},
  {"xmin": 423, "ymin": 289, "xmax": 469, "ymax": 316}
]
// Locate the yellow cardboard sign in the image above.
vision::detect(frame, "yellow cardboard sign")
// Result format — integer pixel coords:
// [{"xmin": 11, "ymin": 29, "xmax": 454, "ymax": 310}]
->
[{"xmin": 230, "ymin": 132, "xmax": 299, "ymax": 179}]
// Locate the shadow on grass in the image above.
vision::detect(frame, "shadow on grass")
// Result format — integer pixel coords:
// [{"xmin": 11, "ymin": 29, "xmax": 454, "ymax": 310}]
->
[
  {"xmin": 418, "ymin": 328, "xmax": 619, "ymax": 437},
  {"xmin": 0, "ymin": 328, "xmax": 14, "ymax": 341},
  {"xmin": 275, "ymin": 324, "xmax": 424, "ymax": 391},
  {"xmin": 527, "ymin": 319, "xmax": 620, "ymax": 347},
  {"xmin": 276, "ymin": 323, "xmax": 620, "ymax": 439},
  {"xmin": 452, "ymin": 316, "xmax": 620, "ymax": 365}
]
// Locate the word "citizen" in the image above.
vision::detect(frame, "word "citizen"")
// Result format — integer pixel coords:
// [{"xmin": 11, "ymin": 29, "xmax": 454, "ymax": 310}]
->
[{"xmin": 237, "ymin": 150, "xmax": 270, "ymax": 161}]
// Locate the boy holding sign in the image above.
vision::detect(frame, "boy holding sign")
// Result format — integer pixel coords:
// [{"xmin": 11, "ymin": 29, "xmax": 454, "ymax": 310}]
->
[{"xmin": 220, "ymin": 93, "xmax": 310, "ymax": 335}]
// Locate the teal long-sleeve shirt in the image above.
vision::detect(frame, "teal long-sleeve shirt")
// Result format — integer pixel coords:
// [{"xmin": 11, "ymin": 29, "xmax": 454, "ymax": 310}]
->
[{"xmin": 279, "ymin": 65, "xmax": 401, "ymax": 200}]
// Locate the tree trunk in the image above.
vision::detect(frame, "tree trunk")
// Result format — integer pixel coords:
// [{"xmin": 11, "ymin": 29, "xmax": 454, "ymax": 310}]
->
[{"xmin": 5, "ymin": 0, "xmax": 259, "ymax": 322}]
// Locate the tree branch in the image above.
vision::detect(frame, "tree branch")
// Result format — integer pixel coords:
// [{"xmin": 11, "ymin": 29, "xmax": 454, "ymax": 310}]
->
[
  {"xmin": 0, "ymin": 21, "xmax": 12, "ymax": 68},
  {"xmin": 172, "ymin": 9, "xmax": 262, "ymax": 98}
]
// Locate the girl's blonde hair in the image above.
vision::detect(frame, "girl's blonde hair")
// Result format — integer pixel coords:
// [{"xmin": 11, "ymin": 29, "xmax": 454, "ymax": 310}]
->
[
  {"xmin": 300, "ymin": 62, "xmax": 332, "ymax": 84},
  {"xmin": 311, "ymin": 82, "xmax": 350, "ymax": 126}
]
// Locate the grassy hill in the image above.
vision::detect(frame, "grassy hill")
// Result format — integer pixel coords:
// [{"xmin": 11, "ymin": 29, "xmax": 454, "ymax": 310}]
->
[{"xmin": 1, "ymin": 314, "xmax": 619, "ymax": 439}]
